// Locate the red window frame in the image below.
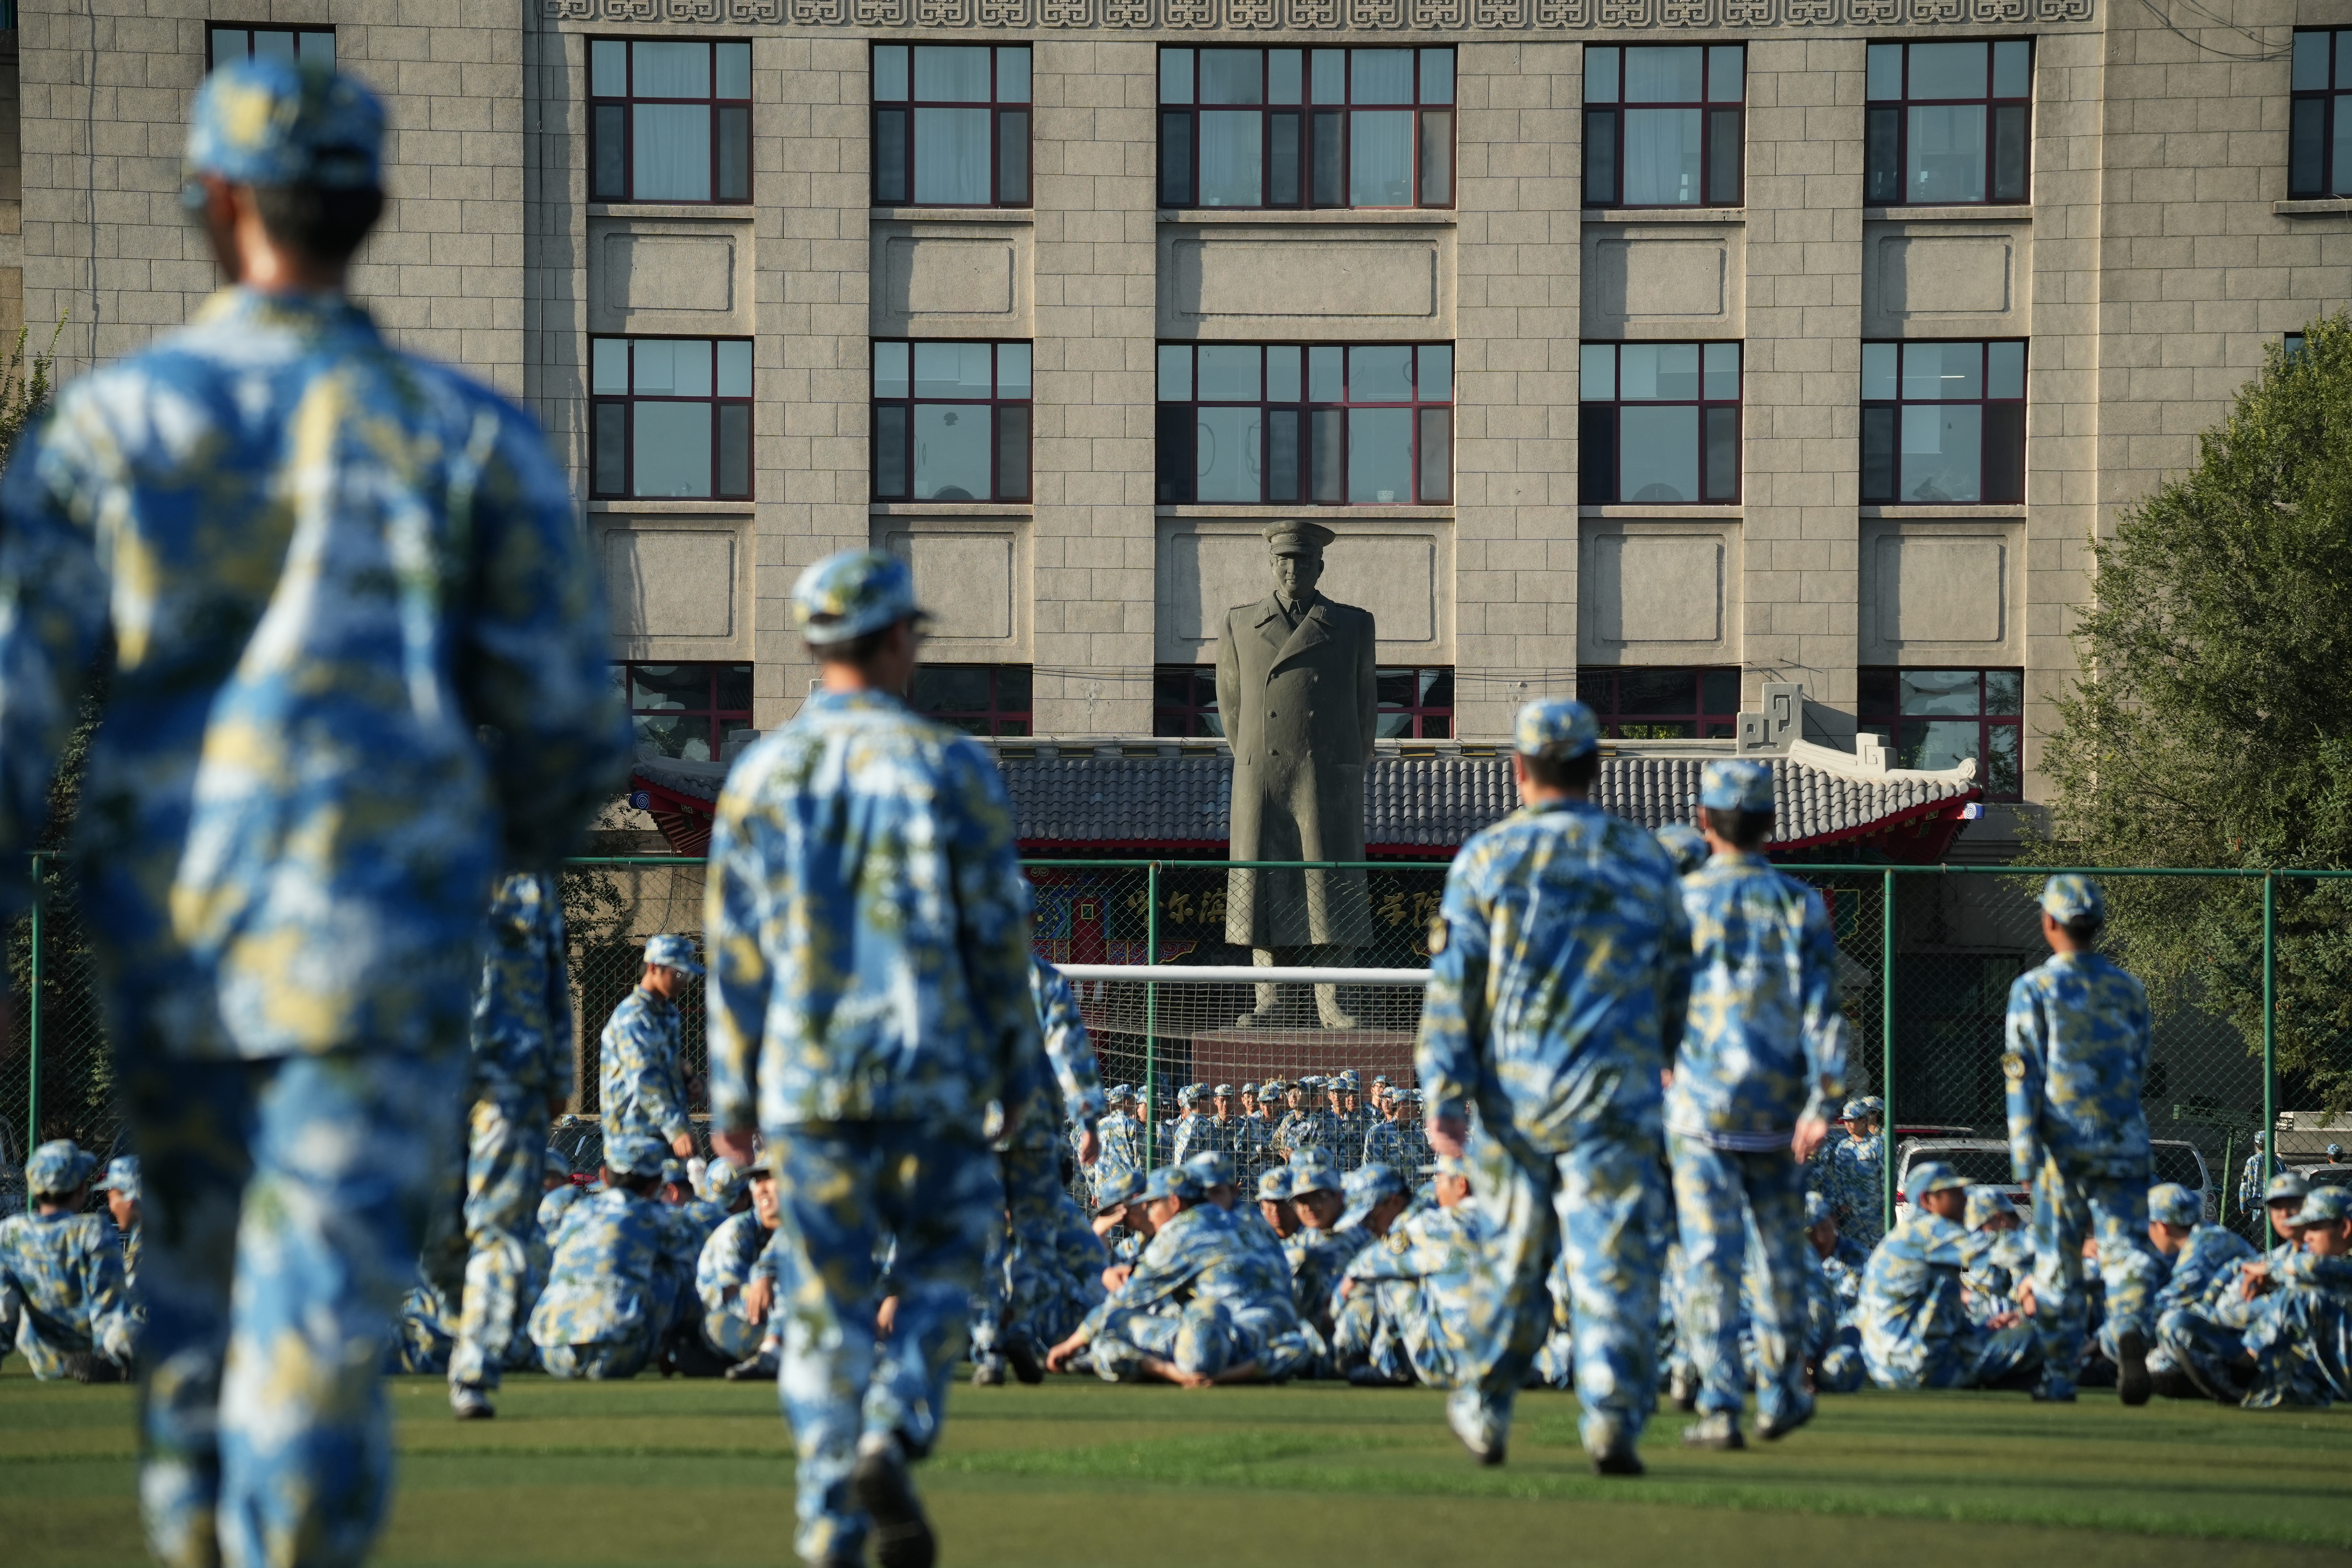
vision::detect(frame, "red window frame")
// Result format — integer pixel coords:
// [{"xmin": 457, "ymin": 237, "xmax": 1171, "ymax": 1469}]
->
[
  {"xmin": 588, "ymin": 37, "xmax": 753, "ymax": 206},
  {"xmin": 619, "ymin": 663, "xmax": 753, "ymax": 763},
  {"xmin": 1576, "ymin": 666, "xmax": 1741, "ymax": 739},
  {"xmin": 910, "ymin": 665, "xmax": 1033, "ymax": 737},
  {"xmin": 871, "ymin": 44, "xmax": 1032, "ymax": 208},
  {"xmin": 1857, "ymin": 666, "xmax": 2023, "ymax": 802},
  {"xmin": 590, "ymin": 335, "xmax": 755, "ymax": 501},
  {"xmin": 1157, "ymin": 45, "xmax": 1456, "ymax": 212}
]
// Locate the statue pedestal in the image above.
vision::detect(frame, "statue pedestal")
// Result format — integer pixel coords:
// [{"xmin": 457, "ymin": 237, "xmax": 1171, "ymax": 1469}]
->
[{"xmin": 1178, "ymin": 1026, "xmax": 1418, "ymax": 1087}]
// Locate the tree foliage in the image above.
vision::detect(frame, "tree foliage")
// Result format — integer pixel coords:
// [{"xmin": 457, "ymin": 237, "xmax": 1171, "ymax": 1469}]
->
[{"xmin": 2039, "ymin": 312, "xmax": 2352, "ymax": 1111}]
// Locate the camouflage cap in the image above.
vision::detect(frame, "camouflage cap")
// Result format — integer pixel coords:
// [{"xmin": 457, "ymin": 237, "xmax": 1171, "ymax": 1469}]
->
[
  {"xmin": 1093, "ymin": 1167, "xmax": 1145, "ymax": 1214},
  {"xmin": 1964, "ymin": 1185, "xmax": 2018, "ymax": 1230},
  {"xmin": 183, "ymin": 57, "xmax": 385, "ymax": 198},
  {"xmin": 1699, "ymin": 758, "xmax": 1775, "ymax": 814},
  {"xmin": 702, "ymin": 1158, "xmax": 747, "ymax": 1206},
  {"xmin": 2040, "ymin": 874, "xmax": 2105, "ymax": 925},
  {"xmin": 97, "ymin": 1155, "xmax": 140, "ymax": 1201},
  {"xmin": 1290, "ymin": 1150, "xmax": 1342, "ymax": 1195},
  {"xmin": 1842, "ymin": 1095, "xmax": 1884, "ymax": 1122},
  {"xmin": 1213, "ymin": 1083, "xmax": 1235, "ymax": 1097},
  {"xmin": 1142, "ymin": 1165, "xmax": 1204, "ymax": 1204},
  {"xmin": 2266, "ymin": 1169, "xmax": 2313, "ymax": 1204},
  {"xmin": 1904, "ymin": 1160, "xmax": 1967, "ymax": 1204},
  {"xmin": 2147, "ymin": 1182, "xmax": 2200, "ymax": 1228},
  {"xmin": 2291, "ymin": 1186, "xmax": 2349, "ymax": 1227},
  {"xmin": 1176, "ymin": 1085, "xmax": 1201, "ymax": 1106},
  {"xmin": 24, "ymin": 1139, "xmax": 96, "ymax": 1198},
  {"xmin": 1107, "ymin": 1083, "xmax": 1136, "ymax": 1102},
  {"xmin": 1184, "ymin": 1151, "xmax": 1237, "ymax": 1189},
  {"xmin": 644, "ymin": 933, "xmax": 704, "ymax": 976},
  {"xmin": 1344, "ymin": 1162, "xmax": 1409, "ymax": 1205},
  {"xmin": 659, "ymin": 1158, "xmax": 687, "ymax": 1189},
  {"xmin": 604, "ymin": 1132, "xmax": 670, "ymax": 1178},
  {"xmin": 1239, "ymin": 1082, "xmax": 1259, "ymax": 1095},
  {"xmin": 1655, "ymin": 822, "xmax": 1710, "ymax": 876},
  {"xmin": 1513, "ymin": 697, "xmax": 1601, "ymax": 762},
  {"xmin": 1803, "ymin": 1190, "xmax": 1833, "ymax": 1227},
  {"xmin": 792, "ymin": 549, "xmax": 925, "ymax": 646},
  {"xmin": 1371, "ymin": 1072, "xmax": 1390, "ymax": 1085},
  {"xmin": 1264, "ymin": 520, "xmax": 1336, "ymax": 557},
  {"xmin": 1259, "ymin": 1078, "xmax": 1288, "ymax": 1094},
  {"xmin": 1336, "ymin": 1070, "xmax": 1359, "ymax": 1088},
  {"xmin": 1256, "ymin": 1167, "xmax": 1297, "ymax": 1202}
]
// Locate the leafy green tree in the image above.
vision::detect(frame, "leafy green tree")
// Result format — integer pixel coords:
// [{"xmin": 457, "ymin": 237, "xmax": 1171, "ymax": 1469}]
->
[{"xmin": 2039, "ymin": 312, "xmax": 2352, "ymax": 1113}]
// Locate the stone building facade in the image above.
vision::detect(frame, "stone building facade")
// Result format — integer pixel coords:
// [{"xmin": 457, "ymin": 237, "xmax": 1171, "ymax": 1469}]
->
[{"xmin": 8, "ymin": 0, "xmax": 2352, "ymax": 829}]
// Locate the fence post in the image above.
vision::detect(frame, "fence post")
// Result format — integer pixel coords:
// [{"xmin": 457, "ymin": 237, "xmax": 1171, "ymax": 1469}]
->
[
  {"xmin": 1144, "ymin": 860, "xmax": 1161, "ymax": 1169},
  {"xmin": 2261, "ymin": 871, "xmax": 2276, "ymax": 1231},
  {"xmin": 26, "ymin": 852, "xmax": 40, "ymax": 1157},
  {"xmin": 1881, "ymin": 867, "xmax": 1896, "ymax": 1237}
]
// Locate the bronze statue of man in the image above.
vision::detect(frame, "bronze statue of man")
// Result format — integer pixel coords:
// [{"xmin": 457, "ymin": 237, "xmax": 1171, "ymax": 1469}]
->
[{"xmin": 1216, "ymin": 521, "xmax": 1378, "ymax": 1028}]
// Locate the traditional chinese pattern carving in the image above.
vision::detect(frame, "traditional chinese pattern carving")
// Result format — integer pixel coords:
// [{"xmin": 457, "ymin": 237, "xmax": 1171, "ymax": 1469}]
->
[{"xmin": 538, "ymin": 0, "xmax": 2098, "ymax": 29}]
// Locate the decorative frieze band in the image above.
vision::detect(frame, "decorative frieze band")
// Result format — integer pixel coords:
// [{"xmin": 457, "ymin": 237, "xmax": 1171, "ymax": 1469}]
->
[{"xmin": 543, "ymin": 0, "xmax": 2091, "ymax": 27}]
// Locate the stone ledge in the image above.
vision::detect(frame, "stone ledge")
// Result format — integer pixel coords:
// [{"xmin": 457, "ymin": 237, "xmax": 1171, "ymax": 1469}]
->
[
  {"xmin": 2273, "ymin": 198, "xmax": 2352, "ymax": 217},
  {"xmin": 1157, "ymin": 503, "xmax": 1454, "ymax": 519},
  {"xmin": 1856, "ymin": 503, "xmax": 2027, "ymax": 519},
  {"xmin": 588, "ymin": 499, "xmax": 757, "ymax": 514},
  {"xmin": 586, "ymin": 203, "xmax": 755, "ymax": 222},
  {"xmin": 1578, "ymin": 503, "xmax": 1743, "ymax": 519},
  {"xmin": 1582, "ymin": 206, "xmax": 1745, "ymax": 225},
  {"xmin": 869, "ymin": 500, "xmax": 1034, "ymax": 517},
  {"xmin": 871, "ymin": 206, "xmax": 1035, "ymax": 224},
  {"xmin": 1159, "ymin": 208, "xmax": 1458, "ymax": 226},
  {"xmin": 1862, "ymin": 205, "xmax": 2033, "ymax": 222}
]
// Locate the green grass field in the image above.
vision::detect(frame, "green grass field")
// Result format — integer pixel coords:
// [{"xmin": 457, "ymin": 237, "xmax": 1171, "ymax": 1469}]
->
[{"xmin": 4, "ymin": 1365, "xmax": 2349, "ymax": 1567}]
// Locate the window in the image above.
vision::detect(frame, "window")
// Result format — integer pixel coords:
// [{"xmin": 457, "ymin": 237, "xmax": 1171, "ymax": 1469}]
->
[
  {"xmin": 1156, "ymin": 342, "xmax": 1452, "ymax": 505},
  {"xmin": 1583, "ymin": 45, "xmax": 1743, "ymax": 209},
  {"xmin": 2286, "ymin": 332, "xmax": 2309, "ymax": 360},
  {"xmin": 1858, "ymin": 667, "xmax": 2022, "ymax": 800},
  {"xmin": 591, "ymin": 336, "xmax": 754, "ymax": 500},
  {"xmin": 872, "ymin": 341, "xmax": 1032, "ymax": 502},
  {"xmin": 1152, "ymin": 665, "xmax": 1454, "ymax": 738},
  {"xmin": 590, "ymin": 39, "xmax": 751, "ymax": 205},
  {"xmin": 1865, "ymin": 40, "xmax": 2031, "ymax": 206},
  {"xmin": 619, "ymin": 663, "xmax": 753, "ymax": 763},
  {"xmin": 911, "ymin": 665, "xmax": 1032, "ymax": 736},
  {"xmin": 873, "ymin": 45, "xmax": 1030, "ymax": 207},
  {"xmin": 1576, "ymin": 666, "xmax": 1740, "ymax": 739},
  {"xmin": 2291, "ymin": 31, "xmax": 2352, "ymax": 198},
  {"xmin": 1860, "ymin": 340, "xmax": 2025, "ymax": 505},
  {"xmin": 206, "ymin": 23, "xmax": 335, "ymax": 69},
  {"xmin": 1579, "ymin": 342, "xmax": 1741, "ymax": 504},
  {"xmin": 1376, "ymin": 667, "xmax": 1454, "ymax": 738},
  {"xmin": 1158, "ymin": 47, "xmax": 1453, "ymax": 211}
]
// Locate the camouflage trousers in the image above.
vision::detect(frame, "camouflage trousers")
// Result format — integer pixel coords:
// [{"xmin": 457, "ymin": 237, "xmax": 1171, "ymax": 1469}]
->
[
  {"xmin": 121, "ymin": 1038, "xmax": 465, "ymax": 1568},
  {"xmin": 1089, "ymin": 1298, "xmax": 1239, "ymax": 1382},
  {"xmin": 972, "ymin": 1136, "xmax": 1091, "ymax": 1365},
  {"xmin": 2030, "ymin": 1160, "xmax": 2160, "ymax": 1398},
  {"xmin": 2161, "ymin": 1288, "xmax": 2349, "ymax": 1408},
  {"xmin": 1464, "ymin": 1122, "xmax": 1668, "ymax": 1454},
  {"xmin": 1865, "ymin": 1321, "xmax": 2039, "ymax": 1389},
  {"xmin": 1669, "ymin": 1138, "xmax": 1813, "ymax": 1430},
  {"xmin": 765, "ymin": 1122, "xmax": 1000, "ymax": 1565},
  {"xmin": 541, "ymin": 1337, "xmax": 658, "ymax": 1380},
  {"xmin": 446, "ymin": 1091, "xmax": 551, "ymax": 1391},
  {"xmin": 1331, "ymin": 1280, "xmax": 1463, "ymax": 1388}
]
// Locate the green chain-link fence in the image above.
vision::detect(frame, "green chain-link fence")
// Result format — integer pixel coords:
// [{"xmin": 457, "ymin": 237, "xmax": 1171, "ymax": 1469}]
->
[{"xmin": 7, "ymin": 853, "xmax": 2333, "ymax": 1239}]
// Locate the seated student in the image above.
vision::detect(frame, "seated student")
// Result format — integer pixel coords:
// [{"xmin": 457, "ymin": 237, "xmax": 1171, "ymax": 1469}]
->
[
  {"xmin": 1801, "ymin": 1192, "xmax": 1867, "ymax": 1394},
  {"xmin": 695, "ymin": 1155, "xmax": 782, "ymax": 1372},
  {"xmin": 2140, "ymin": 1180, "xmax": 2256, "ymax": 1400},
  {"xmin": 1256, "ymin": 1166, "xmax": 1300, "ymax": 1242},
  {"xmin": 1332, "ymin": 1156, "xmax": 1488, "ymax": 1388},
  {"xmin": 2163, "ymin": 1184, "xmax": 2352, "ymax": 1407},
  {"xmin": 1045, "ymin": 1167, "xmax": 1240, "ymax": 1387},
  {"xmin": 1960, "ymin": 1186, "xmax": 2034, "ymax": 1323},
  {"xmin": 1283, "ymin": 1151, "xmax": 1370, "ymax": 1345},
  {"xmin": 1858, "ymin": 1162, "xmax": 2039, "ymax": 1391},
  {"xmin": 675, "ymin": 1158, "xmax": 747, "ymax": 1245},
  {"xmin": 528, "ymin": 1133, "xmax": 700, "ymax": 1380},
  {"xmin": 1189, "ymin": 1152, "xmax": 1283, "ymax": 1268},
  {"xmin": 0, "ymin": 1141, "xmax": 134, "ymax": 1382},
  {"xmin": 97, "ymin": 1157, "xmax": 141, "ymax": 1296},
  {"xmin": 1090, "ymin": 1166, "xmax": 1152, "ymax": 1273}
]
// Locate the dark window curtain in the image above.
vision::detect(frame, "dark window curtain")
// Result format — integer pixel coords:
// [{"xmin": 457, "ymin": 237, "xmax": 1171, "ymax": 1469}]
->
[
  {"xmin": 1419, "ymin": 109, "xmax": 1453, "ymax": 205},
  {"xmin": 1418, "ymin": 407, "xmax": 1453, "ymax": 502},
  {"xmin": 1270, "ymin": 111, "xmax": 1304, "ymax": 206},
  {"xmin": 1981, "ymin": 402, "xmax": 2025, "ymax": 503},
  {"xmin": 1312, "ymin": 110, "xmax": 1345, "ymax": 204},
  {"xmin": 716, "ymin": 105, "xmax": 749, "ymax": 201},
  {"xmin": 1705, "ymin": 108, "xmax": 1741, "ymax": 205},
  {"xmin": 998, "ymin": 109, "xmax": 1031, "ymax": 205},
  {"xmin": 594, "ymin": 402, "xmax": 628, "ymax": 495},
  {"xmin": 1990, "ymin": 104, "xmax": 2028, "ymax": 202},
  {"xmin": 1160, "ymin": 110, "xmax": 1193, "ymax": 207},
  {"xmin": 2290, "ymin": 97, "xmax": 2327, "ymax": 198},
  {"xmin": 875, "ymin": 109, "xmax": 910, "ymax": 204},
  {"xmin": 1156, "ymin": 403, "xmax": 1194, "ymax": 502},
  {"xmin": 1860, "ymin": 405, "xmax": 1896, "ymax": 503},
  {"xmin": 874, "ymin": 403, "xmax": 910, "ymax": 498},
  {"xmin": 1578, "ymin": 403, "xmax": 1617, "ymax": 504},
  {"xmin": 593, "ymin": 105, "xmax": 628, "ymax": 200},
  {"xmin": 1583, "ymin": 109, "xmax": 1618, "ymax": 206},
  {"xmin": 717, "ymin": 405, "xmax": 750, "ymax": 498},
  {"xmin": 995, "ymin": 404, "xmax": 1032, "ymax": 500},
  {"xmin": 1702, "ymin": 406, "xmax": 1739, "ymax": 501},
  {"xmin": 1864, "ymin": 107, "xmax": 1901, "ymax": 204}
]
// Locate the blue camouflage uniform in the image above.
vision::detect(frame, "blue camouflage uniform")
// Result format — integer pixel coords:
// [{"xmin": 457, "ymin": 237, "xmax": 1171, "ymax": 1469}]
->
[
  {"xmin": 1415, "ymin": 699, "xmax": 1690, "ymax": 1467},
  {"xmin": 1858, "ymin": 1164, "xmax": 2039, "ymax": 1389},
  {"xmin": 2234, "ymin": 1187, "xmax": 2352, "ymax": 1407},
  {"xmin": 98, "ymin": 1155, "xmax": 144, "ymax": 1305},
  {"xmin": 1281, "ymin": 1152, "xmax": 1370, "ymax": 1349},
  {"xmin": 598, "ymin": 936, "xmax": 698, "ymax": 1154},
  {"xmin": 528, "ymin": 1134, "xmax": 699, "ymax": 1379},
  {"xmin": 1330, "ymin": 1162, "xmax": 1485, "ymax": 1387},
  {"xmin": 0, "ymin": 62, "xmax": 623, "ymax": 1568},
  {"xmin": 703, "ymin": 550, "xmax": 1038, "ymax": 1567},
  {"xmin": 2138, "ymin": 1181, "xmax": 2254, "ymax": 1380},
  {"xmin": 1828, "ymin": 1098, "xmax": 1887, "ymax": 1252},
  {"xmin": 1078, "ymin": 1168, "xmax": 1310, "ymax": 1383},
  {"xmin": 1363, "ymin": 1111, "xmax": 1433, "ymax": 1174},
  {"xmin": 1957, "ymin": 1186, "xmax": 2033, "ymax": 1323},
  {"xmin": 1665, "ymin": 760, "xmax": 1847, "ymax": 1442},
  {"xmin": 0, "ymin": 1142, "xmax": 135, "ymax": 1379},
  {"xmin": 449, "ymin": 870, "xmax": 574, "ymax": 1397},
  {"xmin": 696, "ymin": 1206, "xmax": 781, "ymax": 1363},
  {"xmin": 1095, "ymin": 1090, "xmax": 1146, "ymax": 1188},
  {"xmin": 2003, "ymin": 876, "xmax": 2161, "ymax": 1401},
  {"xmin": 1802, "ymin": 1192, "xmax": 1866, "ymax": 1393}
]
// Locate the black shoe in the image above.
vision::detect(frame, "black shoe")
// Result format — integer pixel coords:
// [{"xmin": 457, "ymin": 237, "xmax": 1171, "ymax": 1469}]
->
[
  {"xmin": 2151, "ymin": 1367, "xmax": 2201, "ymax": 1401},
  {"xmin": 2030, "ymin": 1386, "xmax": 2077, "ymax": 1403},
  {"xmin": 850, "ymin": 1437, "xmax": 937, "ymax": 1568},
  {"xmin": 970, "ymin": 1358, "xmax": 1005, "ymax": 1387},
  {"xmin": 1755, "ymin": 1402, "xmax": 1814, "ymax": 1442},
  {"xmin": 725, "ymin": 1350, "xmax": 778, "ymax": 1383},
  {"xmin": 2115, "ymin": 1331, "xmax": 2152, "ymax": 1407},
  {"xmin": 60, "ymin": 1352, "xmax": 125, "ymax": 1385},
  {"xmin": 1681, "ymin": 1413, "xmax": 1745, "ymax": 1450},
  {"xmin": 1346, "ymin": 1364, "xmax": 1409, "ymax": 1387},
  {"xmin": 1590, "ymin": 1446, "xmax": 1646, "ymax": 1477},
  {"xmin": 1004, "ymin": 1336, "xmax": 1045, "ymax": 1385}
]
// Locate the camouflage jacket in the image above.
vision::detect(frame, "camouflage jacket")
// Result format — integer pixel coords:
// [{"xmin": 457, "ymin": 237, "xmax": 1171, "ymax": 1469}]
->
[
  {"xmin": 471, "ymin": 871, "xmax": 574, "ymax": 1103},
  {"xmin": 695, "ymin": 1209, "xmax": 777, "ymax": 1321},
  {"xmin": 527, "ymin": 1187, "xmax": 697, "ymax": 1349},
  {"xmin": 1274, "ymin": 1108, "xmax": 1339, "ymax": 1158},
  {"xmin": 1858, "ymin": 1209, "xmax": 1981, "ymax": 1381},
  {"xmin": 0, "ymin": 1211, "xmax": 135, "ymax": 1375},
  {"xmin": 1008, "ymin": 956, "xmax": 1105, "ymax": 1152},
  {"xmin": 599, "ymin": 987, "xmax": 692, "ymax": 1148},
  {"xmin": 1284, "ymin": 1225, "xmax": 1373, "ymax": 1329},
  {"xmin": 2156, "ymin": 1224, "xmax": 2257, "ymax": 1316},
  {"xmin": 0, "ymin": 287, "xmax": 623, "ymax": 1059},
  {"xmin": 1667, "ymin": 851, "xmax": 1846, "ymax": 1147},
  {"xmin": 2003, "ymin": 952, "xmax": 2153, "ymax": 1182},
  {"xmin": 1417, "ymin": 798, "xmax": 1691, "ymax": 1148},
  {"xmin": 704, "ymin": 689, "xmax": 1040, "ymax": 1133},
  {"xmin": 1362, "ymin": 1118, "xmax": 1432, "ymax": 1174}
]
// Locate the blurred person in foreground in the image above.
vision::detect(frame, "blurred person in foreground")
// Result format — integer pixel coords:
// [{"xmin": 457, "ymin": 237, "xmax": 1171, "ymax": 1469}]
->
[
  {"xmin": 1415, "ymin": 698, "xmax": 1690, "ymax": 1474},
  {"xmin": 703, "ymin": 549, "xmax": 1039, "ymax": 1568},
  {"xmin": 0, "ymin": 55, "xmax": 621, "ymax": 1568}
]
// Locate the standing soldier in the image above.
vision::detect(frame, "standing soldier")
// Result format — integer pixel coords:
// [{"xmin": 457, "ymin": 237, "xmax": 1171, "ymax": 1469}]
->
[
  {"xmin": 2004, "ymin": 875, "xmax": 2161, "ymax": 1405},
  {"xmin": 0, "ymin": 58, "xmax": 622, "ymax": 1567},
  {"xmin": 448, "ymin": 870, "xmax": 574, "ymax": 1420},
  {"xmin": 1417, "ymin": 699, "xmax": 1690, "ymax": 1474},
  {"xmin": 1364, "ymin": 1086, "xmax": 1431, "ymax": 1173},
  {"xmin": 600, "ymin": 935, "xmax": 701, "ymax": 1164},
  {"xmin": 1096, "ymin": 1085, "xmax": 1146, "ymax": 1186},
  {"xmin": 1830, "ymin": 1097, "xmax": 1888, "ymax": 1252},
  {"xmin": 705, "ymin": 550, "xmax": 1039, "ymax": 1568},
  {"xmin": 1666, "ymin": 760, "xmax": 1847, "ymax": 1450}
]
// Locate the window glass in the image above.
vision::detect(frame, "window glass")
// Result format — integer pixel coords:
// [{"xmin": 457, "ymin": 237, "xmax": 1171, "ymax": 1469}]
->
[
  {"xmin": 1579, "ymin": 341, "xmax": 1741, "ymax": 504},
  {"xmin": 1866, "ymin": 39, "xmax": 2031, "ymax": 206},
  {"xmin": 1586, "ymin": 44, "xmax": 1742, "ymax": 208},
  {"xmin": 911, "ymin": 665, "xmax": 1035, "ymax": 738},
  {"xmin": 875, "ymin": 45, "xmax": 1032, "ymax": 207},
  {"xmin": 589, "ymin": 38, "xmax": 753, "ymax": 205},
  {"xmin": 620, "ymin": 663, "xmax": 756, "ymax": 763},
  {"xmin": 872, "ymin": 340, "xmax": 1034, "ymax": 503},
  {"xmin": 1575, "ymin": 666, "xmax": 1742, "ymax": 740},
  {"xmin": 1858, "ymin": 667, "xmax": 2024, "ymax": 799},
  {"xmin": 2289, "ymin": 30, "xmax": 2352, "ymax": 198},
  {"xmin": 206, "ymin": 22, "xmax": 336, "ymax": 70},
  {"xmin": 1159, "ymin": 47, "xmax": 1454, "ymax": 210},
  {"xmin": 1860, "ymin": 339, "xmax": 2026, "ymax": 505},
  {"xmin": 591, "ymin": 337, "xmax": 755, "ymax": 500},
  {"xmin": 1158, "ymin": 665, "xmax": 1454, "ymax": 738},
  {"xmin": 1156, "ymin": 342, "xmax": 1454, "ymax": 505}
]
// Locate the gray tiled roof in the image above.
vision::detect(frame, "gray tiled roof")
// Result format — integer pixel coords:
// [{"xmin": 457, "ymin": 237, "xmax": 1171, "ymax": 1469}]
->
[{"xmin": 637, "ymin": 749, "xmax": 1976, "ymax": 851}]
